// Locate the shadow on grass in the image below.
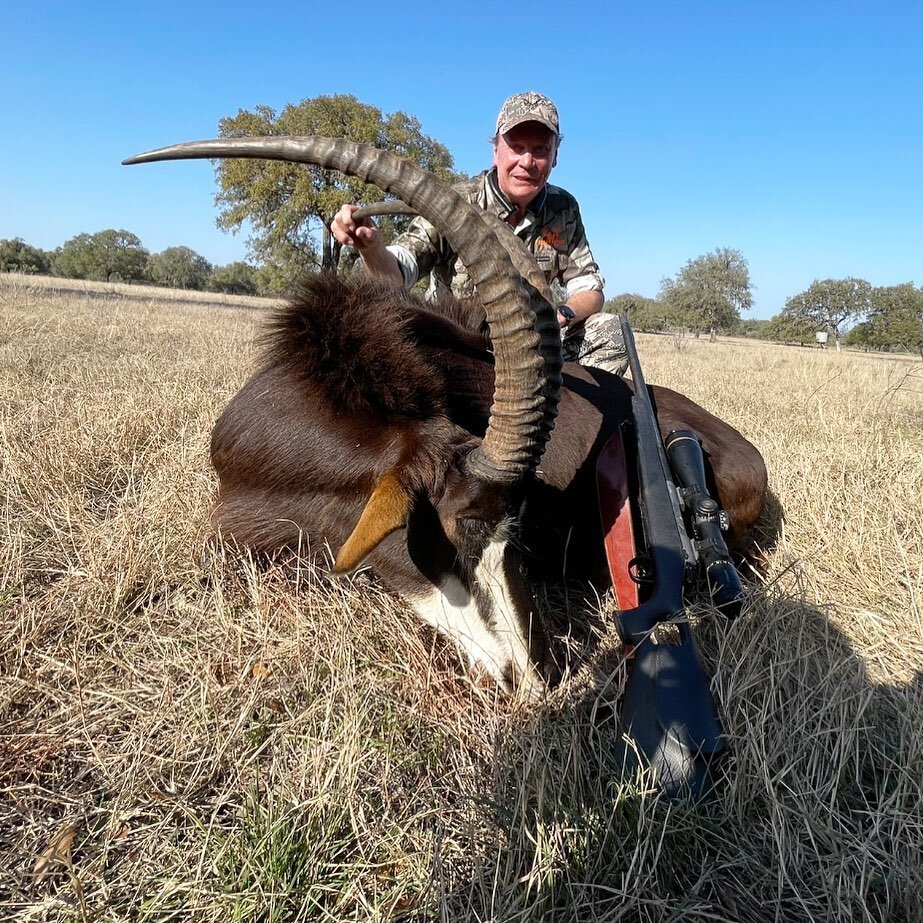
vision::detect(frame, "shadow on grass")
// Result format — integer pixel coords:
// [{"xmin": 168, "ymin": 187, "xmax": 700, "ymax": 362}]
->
[{"xmin": 428, "ymin": 591, "xmax": 923, "ymax": 922}]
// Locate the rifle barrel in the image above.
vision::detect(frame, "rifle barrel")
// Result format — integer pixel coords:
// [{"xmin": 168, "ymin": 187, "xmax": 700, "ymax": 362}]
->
[{"xmin": 614, "ymin": 314, "xmax": 727, "ymax": 799}]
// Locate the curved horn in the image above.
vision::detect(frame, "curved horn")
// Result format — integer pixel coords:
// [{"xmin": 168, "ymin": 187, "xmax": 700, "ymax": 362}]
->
[
  {"xmin": 354, "ymin": 201, "xmax": 557, "ymax": 308},
  {"xmin": 124, "ymin": 136, "xmax": 562, "ymax": 484},
  {"xmin": 351, "ymin": 202, "xmax": 418, "ymax": 221},
  {"xmin": 351, "ymin": 202, "xmax": 562, "ymax": 467}
]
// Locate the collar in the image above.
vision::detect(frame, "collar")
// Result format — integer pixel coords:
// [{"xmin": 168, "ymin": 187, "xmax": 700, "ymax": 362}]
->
[{"xmin": 486, "ymin": 167, "xmax": 548, "ymax": 220}]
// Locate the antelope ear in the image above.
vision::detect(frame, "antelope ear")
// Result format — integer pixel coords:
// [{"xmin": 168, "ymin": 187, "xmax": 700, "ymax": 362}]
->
[{"xmin": 332, "ymin": 471, "xmax": 413, "ymax": 573}]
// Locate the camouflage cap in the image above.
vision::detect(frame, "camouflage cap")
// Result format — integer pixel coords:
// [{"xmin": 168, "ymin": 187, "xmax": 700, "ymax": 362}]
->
[{"xmin": 495, "ymin": 92, "xmax": 560, "ymax": 137}]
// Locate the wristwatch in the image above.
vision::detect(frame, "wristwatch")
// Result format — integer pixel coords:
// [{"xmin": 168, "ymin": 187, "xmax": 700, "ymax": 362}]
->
[{"xmin": 559, "ymin": 305, "xmax": 576, "ymax": 327}]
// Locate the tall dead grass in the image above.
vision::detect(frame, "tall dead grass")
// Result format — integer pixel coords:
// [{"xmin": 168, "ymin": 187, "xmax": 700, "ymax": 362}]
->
[{"xmin": 1, "ymin": 274, "xmax": 921, "ymax": 921}]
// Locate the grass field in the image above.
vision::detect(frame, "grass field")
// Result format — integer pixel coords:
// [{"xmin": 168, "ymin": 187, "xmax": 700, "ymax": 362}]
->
[{"xmin": 2, "ymin": 274, "xmax": 921, "ymax": 921}]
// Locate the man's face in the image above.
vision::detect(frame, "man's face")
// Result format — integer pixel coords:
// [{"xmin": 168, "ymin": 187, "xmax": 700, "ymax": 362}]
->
[{"xmin": 493, "ymin": 122, "xmax": 557, "ymax": 212}]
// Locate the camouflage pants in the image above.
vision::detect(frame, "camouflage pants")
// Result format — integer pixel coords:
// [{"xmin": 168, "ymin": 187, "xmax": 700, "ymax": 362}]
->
[{"xmin": 562, "ymin": 312, "xmax": 628, "ymax": 376}]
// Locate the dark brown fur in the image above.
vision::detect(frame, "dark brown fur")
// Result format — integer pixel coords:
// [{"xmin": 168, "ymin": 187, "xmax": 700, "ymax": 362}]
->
[
  {"xmin": 210, "ymin": 275, "xmax": 491, "ymax": 567},
  {"xmin": 211, "ymin": 273, "xmax": 767, "ymax": 590}
]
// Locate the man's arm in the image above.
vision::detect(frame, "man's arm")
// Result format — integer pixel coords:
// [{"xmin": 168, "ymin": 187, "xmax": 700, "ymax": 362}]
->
[
  {"xmin": 554, "ymin": 199, "xmax": 606, "ymax": 328},
  {"xmin": 559, "ymin": 289, "xmax": 604, "ymax": 327}
]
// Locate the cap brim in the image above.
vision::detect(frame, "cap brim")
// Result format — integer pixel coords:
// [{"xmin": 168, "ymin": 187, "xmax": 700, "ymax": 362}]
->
[{"xmin": 497, "ymin": 116, "xmax": 559, "ymax": 136}]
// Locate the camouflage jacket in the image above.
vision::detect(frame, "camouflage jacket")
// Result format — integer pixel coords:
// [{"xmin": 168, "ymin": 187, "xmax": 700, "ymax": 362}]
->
[{"xmin": 387, "ymin": 168, "xmax": 605, "ymax": 302}]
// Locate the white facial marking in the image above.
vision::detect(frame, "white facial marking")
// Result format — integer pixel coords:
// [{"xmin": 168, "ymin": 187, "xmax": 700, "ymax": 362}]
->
[{"xmin": 407, "ymin": 537, "xmax": 545, "ymax": 699}]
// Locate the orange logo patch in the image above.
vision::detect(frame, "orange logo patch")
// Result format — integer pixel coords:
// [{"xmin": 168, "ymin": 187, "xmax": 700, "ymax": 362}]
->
[{"xmin": 541, "ymin": 229, "xmax": 565, "ymax": 249}]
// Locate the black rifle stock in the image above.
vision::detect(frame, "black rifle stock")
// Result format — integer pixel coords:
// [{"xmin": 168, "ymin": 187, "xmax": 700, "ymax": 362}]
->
[{"xmin": 615, "ymin": 314, "xmax": 736, "ymax": 799}]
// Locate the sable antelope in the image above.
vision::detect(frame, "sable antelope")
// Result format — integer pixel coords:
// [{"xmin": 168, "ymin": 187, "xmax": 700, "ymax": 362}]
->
[{"xmin": 124, "ymin": 137, "xmax": 767, "ymax": 698}]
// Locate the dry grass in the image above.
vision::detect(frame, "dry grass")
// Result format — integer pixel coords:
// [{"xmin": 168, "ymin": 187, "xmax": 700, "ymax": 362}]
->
[{"xmin": 1, "ymin": 274, "xmax": 921, "ymax": 921}]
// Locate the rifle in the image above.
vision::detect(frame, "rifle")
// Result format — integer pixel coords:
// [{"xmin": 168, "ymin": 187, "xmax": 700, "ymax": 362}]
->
[{"xmin": 596, "ymin": 314, "xmax": 745, "ymax": 799}]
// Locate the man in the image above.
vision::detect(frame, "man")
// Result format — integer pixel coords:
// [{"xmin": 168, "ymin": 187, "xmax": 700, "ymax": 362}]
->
[{"xmin": 331, "ymin": 91, "xmax": 626, "ymax": 373}]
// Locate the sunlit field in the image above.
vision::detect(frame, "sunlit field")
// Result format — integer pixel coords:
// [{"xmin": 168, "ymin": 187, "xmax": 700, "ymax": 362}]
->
[{"xmin": 2, "ymin": 274, "xmax": 921, "ymax": 921}]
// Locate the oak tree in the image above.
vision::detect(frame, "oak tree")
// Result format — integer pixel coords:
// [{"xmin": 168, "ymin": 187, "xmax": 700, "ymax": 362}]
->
[
  {"xmin": 659, "ymin": 247, "xmax": 753, "ymax": 338},
  {"xmin": 208, "ymin": 261, "xmax": 259, "ymax": 296},
  {"xmin": 846, "ymin": 283, "xmax": 923, "ymax": 356},
  {"xmin": 147, "ymin": 246, "xmax": 212, "ymax": 290},
  {"xmin": 604, "ymin": 292, "xmax": 677, "ymax": 332},
  {"xmin": 0, "ymin": 237, "xmax": 51, "ymax": 274},
  {"xmin": 214, "ymin": 95, "xmax": 460, "ymax": 288},
  {"xmin": 777, "ymin": 277, "xmax": 872, "ymax": 350},
  {"xmin": 54, "ymin": 230, "xmax": 149, "ymax": 283}
]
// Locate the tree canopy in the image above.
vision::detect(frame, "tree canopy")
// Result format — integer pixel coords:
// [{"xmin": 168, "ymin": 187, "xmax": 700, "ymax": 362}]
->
[
  {"xmin": 208, "ymin": 261, "xmax": 259, "ymax": 296},
  {"xmin": 147, "ymin": 246, "xmax": 212, "ymax": 290},
  {"xmin": 776, "ymin": 277, "xmax": 872, "ymax": 349},
  {"xmin": 732, "ymin": 318, "xmax": 774, "ymax": 339},
  {"xmin": 659, "ymin": 247, "xmax": 753, "ymax": 337},
  {"xmin": 214, "ymin": 94, "xmax": 461, "ymax": 289},
  {"xmin": 604, "ymin": 292, "xmax": 678, "ymax": 332},
  {"xmin": 0, "ymin": 237, "xmax": 51, "ymax": 274},
  {"xmin": 53, "ymin": 229, "xmax": 149, "ymax": 283},
  {"xmin": 844, "ymin": 283, "xmax": 923, "ymax": 356},
  {"xmin": 764, "ymin": 311, "xmax": 819, "ymax": 346}
]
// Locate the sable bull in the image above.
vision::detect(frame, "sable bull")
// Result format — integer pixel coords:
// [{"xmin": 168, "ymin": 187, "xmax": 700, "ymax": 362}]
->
[{"xmin": 125, "ymin": 137, "xmax": 767, "ymax": 698}]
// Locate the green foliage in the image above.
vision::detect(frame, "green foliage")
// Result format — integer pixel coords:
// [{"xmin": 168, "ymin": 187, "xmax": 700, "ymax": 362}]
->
[
  {"xmin": 604, "ymin": 292, "xmax": 678, "ymax": 332},
  {"xmin": 215, "ymin": 94, "xmax": 461, "ymax": 280},
  {"xmin": 659, "ymin": 247, "xmax": 753, "ymax": 335},
  {"xmin": 208, "ymin": 261, "xmax": 259, "ymax": 296},
  {"xmin": 253, "ymin": 243, "xmax": 316, "ymax": 297},
  {"xmin": 765, "ymin": 311, "xmax": 819, "ymax": 345},
  {"xmin": 0, "ymin": 237, "xmax": 51, "ymax": 274},
  {"xmin": 778, "ymin": 277, "xmax": 872, "ymax": 346},
  {"xmin": 216, "ymin": 791, "xmax": 359, "ymax": 922},
  {"xmin": 53, "ymin": 229, "xmax": 149, "ymax": 283},
  {"xmin": 147, "ymin": 245, "xmax": 212, "ymax": 290},
  {"xmin": 845, "ymin": 283, "xmax": 923, "ymax": 355},
  {"xmin": 732, "ymin": 317, "xmax": 774, "ymax": 339}
]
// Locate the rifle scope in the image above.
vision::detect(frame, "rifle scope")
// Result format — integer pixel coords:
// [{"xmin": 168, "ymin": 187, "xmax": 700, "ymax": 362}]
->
[{"xmin": 664, "ymin": 430, "xmax": 745, "ymax": 617}]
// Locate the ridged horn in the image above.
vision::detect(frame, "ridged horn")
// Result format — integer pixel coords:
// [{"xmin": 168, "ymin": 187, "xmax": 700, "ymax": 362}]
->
[
  {"xmin": 124, "ymin": 136, "xmax": 562, "ymax": 483},
  {"xmin": 353, "ymin": 201, "xmax": 562, "ymax": 467}
]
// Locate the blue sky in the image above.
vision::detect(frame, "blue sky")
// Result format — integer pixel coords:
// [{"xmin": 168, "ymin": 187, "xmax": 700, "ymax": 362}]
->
[{"xmin": 3, "ymin": 0, "xmax": 920, "ymax": 318}]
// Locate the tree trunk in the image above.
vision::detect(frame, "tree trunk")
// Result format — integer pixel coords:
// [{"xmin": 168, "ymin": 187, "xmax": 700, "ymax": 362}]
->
[{"xmin": 321, "ymin": 224, "xmax": 337, "ymax": 274}]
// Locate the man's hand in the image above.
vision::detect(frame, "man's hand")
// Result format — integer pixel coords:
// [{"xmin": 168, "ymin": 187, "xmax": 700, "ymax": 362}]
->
[
  {"xmin": 330, "ymin": 204, "xmax": 383, "ymax": 252},
  {"xmin": 558, "ymin": 291, "xmax": 605, "ymax": 328},
  {"xmin": 330, "ymin": 204, "xmax": 404, "ymax": 285}
]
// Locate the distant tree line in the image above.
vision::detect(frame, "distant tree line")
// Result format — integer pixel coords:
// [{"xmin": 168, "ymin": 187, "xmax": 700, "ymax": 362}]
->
[
  {"xmin": 1, "ymin": 231, "xmax": 263, "ymax": 296},
  {"xmin": 6, "ymin": 229, "xmax": 921, "ymax": 355},
  {"xmin": 604, "ymin": 250, "xmax": 923, "ymax": 358},
  {"xmin": 4, "ymin": 91, "xmax": 920, "ymax": 356}
]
